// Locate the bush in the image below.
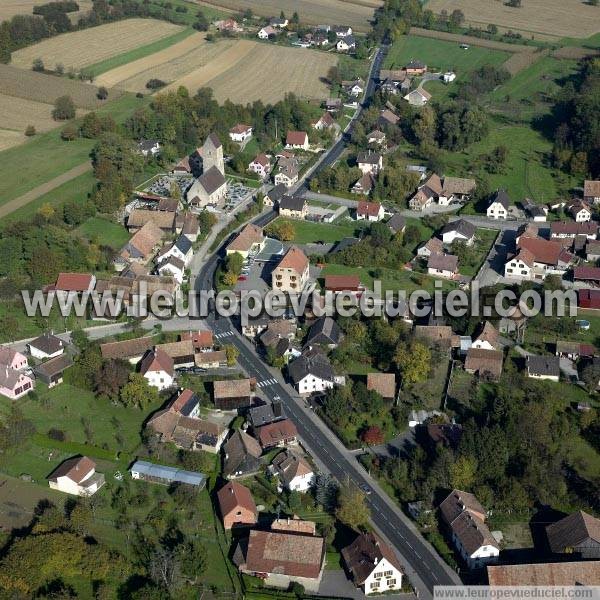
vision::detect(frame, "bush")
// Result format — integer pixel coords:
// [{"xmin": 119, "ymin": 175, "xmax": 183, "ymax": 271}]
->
[
  {"xmin": 25, "ymin": 125, "xmax": 36, "ymax": 136},
  {"xmin": 61, "ymin": 123, "xmax": 78, "ymax": 141},
  {"xmin": 48, "ymin": 428, "xmax": 67, "ymax": 442},
  {"xmin": 97, "ymin": 86, "xmax": 108, "ymax": 100},
  {"xmin": 32, "ymin": 58, "xmax": 44, "ymax": 72},
  {"xmin": 146, "ymin": 78, "xmax": 167, "ymax": 90},
  {"xmin": 52, "ymin": 95, "xmax": 76, "ymax": 120}
]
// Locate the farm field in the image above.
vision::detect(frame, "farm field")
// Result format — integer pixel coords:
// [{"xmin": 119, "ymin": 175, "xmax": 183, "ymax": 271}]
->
[
  {"xmin": 200, "ymin": 0, "xmax": 376, "ymax": 31},
  {"xmin": 385, "ymin": 34, "xmax": 510, "ymax": 72},
  {"xmin": 205, "ymin": 43, "xmax": 339, "ymax": 104},
  {"xmin": 0, "ymin": 94, "xmax": 63, "ymax": 150},
  {"xmin": 10, "ymin": 18, "xmax": 184, "ymax": 72},
  {"xmin": 425, "ymin": 0, "xmax": 600, "ymax": 40},
  {"xmin": 0, "ymin": 0, "xmax": 92, "ymax": 21},
  {"xmin": 0, "ymin": 64, "xmax": 120, "ymax": 110}
]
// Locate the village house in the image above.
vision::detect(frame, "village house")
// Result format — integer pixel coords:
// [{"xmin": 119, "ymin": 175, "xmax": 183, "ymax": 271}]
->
[
  {"xmin": 217, "ymin": 481, "xmax": 258, "ymax": 529},
  {"xmin": 378, "ymin": 108, "xmax": 400, "ymax": 128},
  {"xmin": 487, "ymin": 190, "xmax": 510, "ymax": 219},
  {"xmin": 255, "ymin": 418, "xmax": 298, "ymax": 450},
  {"xmin": 550, "ymin": 221, "xmax": 598, "ymax": 239},
  {"xmin": 51, "ymin": 272, "xmax": 96, "ymax": 301},
  {"xmin": 248, "ymin": 400, "xmax": 285, "ymax": 430},
  {"xmin": 441, "ymin": 219, "xmax": 476, "ymax": 246},
  {"xmin": 405, "ymin": 59, "xmax": 427, "ymax": 75},
  {"xmin": 527, "ymin": 355, "xmax": 560, "ymax": 382},
  {"xmin": 288, "ymin": 347, "xmax": 336, "ymax": 395},
  {"xmin": 438, "ymin": 177, "xmax": 477, "ymax": 206},
  {"xmin": 272, "ymin": 246, "xmax": 310, "ymax": 293},
  {"xmin": 523, "ymin": 200, "xmax": 548, "ymax": 222},
  {"xmin": 546, "ymin": 511, "xmax": 600, "ymax": 559},
  {"xmin": 313, "ymin": 112, "xmax": 335, "ymax": 131},
  {"xmin": 357, "ymin": 151, "xmax": 383, "ymax": 175},
  {"xmin": 226, "ymin": 223, "xmax": 265, "ymax": 259},
  {"xmin": 248, "ymin": 153, "xmax": 271, "ymax": 179},
  {"xmin": 427, "ymin": 253, "xmax": 458, "ymax": 279},
  {"xmin": 127, "ymin": 208, "xmax": 175, "ymax": 234},
  {"xmin": 505, "ymin": 236, "xmax": 574, "ymax": 281},
  {"xmin": 352, "ymin": 172, "xmax": 376, "ymax": 195},
  {"xmin": 343, "ymin": 78, "xmax": 364, "ymax": 96},
  {"xmin": 464, "ymin": 348, "xmax": 503, "ymax": 381},
  {"xmin": 443, "ymin": 71, "xmax": 456, "ymax": 83},
  {"xmin": 119, "ymin": 221, "xmax": 164, "ymax": 266},
  {"xmin": 215, "ymin": 18, "xmax": 243, "ymax": 33},
  {"xmin": 439, "ymin": 489, "xmax": 499, "ymax": 569},
  {"xmin": 270, "ymin": 450, "xmax": 315, "ymax": 492},
  {"xmin": 336, "ymin": 35, "xmax": 356, "ymax": 52},
  {"xmin": 279, "ymin": 195, "xmax": 308, "ymax": 219},
  {"xmin": 257, "ymin": 25, "xmax": 278, "ymax": 39},
  {"xmin": 213, "ymin": 379, "xmax": 253, "ymax": 410},
  {"xmin": 417, "ymin": 237, "xmax": 444, "ymax": 258},
  {"xmin": 33, "ymin": 354, "xmax": 72, "ymax": 388},
  {"xmin": 0, "ymin": 347, "xmax": 28, "ymax": 371},
  {"xmin": 27, "ymin": 332, "xmax": 65, "ymax": 359},
  {"xmin": 0, "ymin": 365, "xmax": 33, "ymax": 399},
  {"xmin": 156, "ymin": 340, "xmax": 195, "ymax": 369},
  {"xmin": 325, "ymin": 98, "xmax": 342, "ymax": 112},
  {"xmin": 404, "ymin": 88, "xmax": 431, "ymax": 106},
  {"xmin": 409, "ymin": 173, "xmax": 442, "ymax": 211},
  {"xmin": 584, "ymin": 180, "xmax": 600, "ymax": 205},
  {"xmin": 140, "ymin": 347, "xmax": 174, "ymax": 391},
  {"xmin": 367, "ymin": 373, "xmax": 396, "ymax": 399},
  {"xmin": 555, "ymin": 341, "xmax": 596, "ymax": 361},
  {"xmin": 264, "ymin": 183, "xmax": 287, "ymax": 207},
  {"xmin": 387, "ymin": 213, "xmax": 406, "ymax": 234},
  {"xmin": 285, "ymin": 131, "xmax": 309, "ymax": 151},
  {"xmin": 100, "ymin": 336, "xmax": 155, "ymax": 364},
  {"xmin": 333, "ymin": 25, "xmax": 353, "ymax": 37},
  {"xmin": 157, "ymin": 256, "xmax": 185, "ymax": 284},
  {"xmin": 305, "ymin": 316, "xmax": 343, "ymax": 348},
  {"xmin": 367, "ymin": 130, "xmax": 386, "ymax": 146},
  {"xmin": 233, "ymin": 527, "xmax": 325, "ymax": 593},
  {"xmin": 324, "ymin": 274, "xmax": 363, "ymax": 296},
  {"xmin": 471, "ymin": 322, "xmax": 500, "ymax": 351},
  {"xmin": 274, "ymin": 156, "xmax": 300, "ymax": 188},
  {"xmin": 586, "ymin": 239, "xmax": 600, "ymax": 261},
  {"xmin": 229, "ymin": 123, "xmax": 253, "ymax": 143},
  {"xmin": 157, "ymin": 234, "xmax": 193, "ymax": 267},
  {"xmin": 195, "ymin": 350, "xmax": 227, "ymax": 369},
  {"xmin": 567, "ymin": 199, "xmax": 592, "ymax": 222},
  {"xmin": 574, "ymin": 265, "xmax": 600, "ymax": 286},
  {"xmin": 356, "ymin": 200, "xmax": 384, "ymax": 222},
  {"xmin": 342, "ymin": 532, "xmax": 404, "ymax": 595},
  {"xmin": 48, "ymin": 456, "xmax": 105, "ymax": 496},
  {"xmin": 269, "ymin": 16, "xmax": 288, "ymax": 27},
  {"xmin": 223, "ymin": 429, "xmax": 263, "ymax": 479}
]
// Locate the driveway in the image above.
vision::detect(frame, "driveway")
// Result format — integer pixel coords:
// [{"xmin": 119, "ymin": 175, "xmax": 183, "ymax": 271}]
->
[{"xmin": 319, "ymin": 569, "xmax": 415, "ymax": 599}]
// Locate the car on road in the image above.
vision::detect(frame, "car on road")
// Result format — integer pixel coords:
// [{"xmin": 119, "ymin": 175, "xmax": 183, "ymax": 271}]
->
[{"xmin": 360, "ymin": 483, "xmax": 372, "ymax": 495}]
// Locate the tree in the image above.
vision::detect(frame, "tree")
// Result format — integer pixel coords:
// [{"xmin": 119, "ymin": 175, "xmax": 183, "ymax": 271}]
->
[
  {"xmin": 394, "ymin": 341, "xmax": 431, "ymax": 386},
  {"xmin": 25, "ymin": 125, "xmax": 36, "ymax": 136},
  {"xmin": 450, "ymin": 455, "xmax": 477, "ymax": 489},
  {"xmin": 314, "ymin": 473, "xmax": 338, "ymax": 511},
  {"xmin": 119, "ymin": 373, "xmax": 160, "ymax": 409},
  {"xmin": 177, "ymin": 538, "xmax": 207, "ymax": 582},
  {"xmin": 97, "ymin": 86, "xmax": 108, "ymax": 100},
  {"xmin": 266, "ymin": 220, "xmax": 295, "ymax": 241},
  {"xmin": 52, "ymin": 95, "xmax": 76, "ymax": 120},
  {"xmin": 581, "ymin": 361, "xmax": 600, "ymax": 393},
  {"xmin": 361, "ymin": 425, "xmax": 384, "ymax": 446},
  {"xmin": 169, "ymin": 180, "xmax": 181, "ymax": 200},
  {"xmin": 95, "ymin": 359, "xmax": 130, "ymax": 401},
  {"xmin": 32, "ymin": 57, "xmax": 45, "ymax": 72},
  {"xmin": 60, "ymin": 123, "xmax": 78, "ymax": 141},
  {"xmin": 224, "ymin": 344, "xmax": 239, "ymax": 366},
  {"xmin": 335, "ymin": 485, "xmax": 370, "ymax": 531},
  {"xmin": 193, "ymin": 10, "xmax": 209, "ymax": 30}
]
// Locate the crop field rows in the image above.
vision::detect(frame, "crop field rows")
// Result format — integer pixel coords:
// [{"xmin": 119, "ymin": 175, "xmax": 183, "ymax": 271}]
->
[{"xmin": 0, "ymin": 0, "xmax": 93, "ymax": 21}]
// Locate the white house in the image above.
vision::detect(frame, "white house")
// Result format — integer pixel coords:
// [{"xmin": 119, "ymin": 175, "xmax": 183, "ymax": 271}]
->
[
  {"xmin": 356, "ymin": 200, "xmax": 384, "ymax": 222},
  {"xmin": 270, "ymin": 450, "xmax": 315, "ymax": 492},
  {"xmin": 334, "ymin": 25, "xmax": 353, "ymax": 37},
  {"xmin": 285, "ymin": 131, "xmax": 309, "ymax": 151},
  {"xmin": 258, "ymin": 25, "xmax": 278, "ymax": 39},
  {"xmin": 48, "ymin": 456, "xmax": 105, "ymax": 496},
  {"xmin": 248, "ymin": 153, "xmax": 271, "ymax": 179},
  {"xmin": 527, "ymin": 355, "xmax": 560, "ymax": 382},
  {"xmin": 471, "ymin": 322, "xmax": 499, "ymax": 351},
  {"xmin": 504, "ymin": 248, "xmax": 533, "ymax": 280},
  {"xmin": 229, "ymin": 123, "xmax": 253, "ymax": 143},
  {"xmin": 269, "ymin": 16, "xmax": 288, "ymax": 27},
  {"xmin": 157, "ymin": 256, "xmax": 185, "ymax": 284},
  {"xmin": 288, "ymin": 350, "xmax": 335, "ymax": 395},
  {"xmin": 568, "ymin": 200, "xmax": 592, "ymax": 222},
  {"xmin": 27, "ymin": 332, "xmax": 65, "ymax": 360},
  {"xmin": 404, "ymin": 88, "xmax": 431, "ymax": 106},
  {"xmin": 344, "ymin": 79, "xmax": 364, "ymax": 96},
  {"xmin": 357, "ymin": 151, "xmax": 383, "ymax": 175},
  {"xmin": 342, "ymin": 532, "xmax": 403, "ymax": 595},
  {"xmin": 140, "ymin": 348, "xmax": 174, "ymax": 391},
  {"xmin": 487, "ymin": 190, "xmax": 510, "ymax": 219},
  {"xmin": 158, "ymin": 235, "xmax": 193, "ymax": 267},
  {"xmin": 336, "ymin": 36, "xmax": 356, "ymax": 52},
  {"xmin": 427, "ymin": 253, "xmax": 458, "ymax": 279},
  {"xmin": 440, "ymin": 219, "xmax": 476, "ymax": 246},
  {"xmin": 439, "ymin": 489, "xmax": 499, "ymax": 569}
]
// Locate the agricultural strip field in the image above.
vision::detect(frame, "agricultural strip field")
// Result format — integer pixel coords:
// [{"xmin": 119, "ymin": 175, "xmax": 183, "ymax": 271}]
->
[
  {"xmin": 10, "ymin": 18, "xmax": 184, "ymax": 71},
  {"xmin": 408, "ymin": 27, "xmax": 531, "ymax": 52},
  {"xmin": 0, "ymin": 94, "xmax": 62, "ymax": 147},
  {"xmin": 385, "ymin": 33, "xmax": 510, "ymax": 73},
  {"xmin": 199, "ymin": 0, "xmax": 376, "ymax": 32},
  {"xmin": 0, "ymin": 64, "xmax": 120, "ymax": 109},
  {"xmin": 85, "ymin": 27, "xmax": 198, "ymax": 78},
  {"xmin": 425, "ymin": 0, "xmax": 600, "ymax": 40},
  {"xmin": 205, "ymin": 43, "xmax": 339, "ymax": 104},
  {"xmin": 0, "ymin": 0, "xmax": 92, "ymax": 21}
]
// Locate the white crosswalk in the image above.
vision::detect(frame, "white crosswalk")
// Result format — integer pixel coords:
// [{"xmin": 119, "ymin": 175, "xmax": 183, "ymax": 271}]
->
[
  {"xmin": 256, "ymin": 378, "xmax": 278, "ymax": 388},
  {"xmin": 214, "ymin": 331, "xmax": 234, "ymax": 339}
]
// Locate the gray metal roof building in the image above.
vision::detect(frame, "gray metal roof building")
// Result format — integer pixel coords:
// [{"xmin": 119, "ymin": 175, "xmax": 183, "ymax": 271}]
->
[{"xmin": 130, "ymin": 460, "xmax": 206, "ymax": 488}]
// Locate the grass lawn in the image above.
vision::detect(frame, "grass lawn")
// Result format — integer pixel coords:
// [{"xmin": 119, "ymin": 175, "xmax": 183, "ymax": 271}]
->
[
  {"xmin": 384, "ymin": 34, "xmax": 510, "ymax": 73},
  {"xmin": 86, "ymin": 27, "xmax": 196, "ymax": 76},
  {"xmin": 566, "ymin": 435, "xmax": 600, "ymax": 481},
  {"xmin": 443, "ymin": 121, "xmax": 562, "ymax": 203},
  {"xmin": 486, "ymin": 55, "xmax": 579, "ymax": 121},
  {"xmin": 458, "ymin": 228, "xmax": 498, "ymax": 277},
  {"xmin": 0, "ymin": 93, "xmax": 149, "ymax": 207},
  {"xmin": 77, "ymin": 215, "xmax": 131, "ymax": 249},
  {"xmin": 272, "ymin": 217, "xmax": 368, "ymax": 244}
]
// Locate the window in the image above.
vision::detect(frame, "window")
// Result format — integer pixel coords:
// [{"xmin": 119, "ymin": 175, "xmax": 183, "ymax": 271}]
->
[
  {"xmin": 387, "ymin": 579, "xmax": 397, "ymax": 586},
  {"xmin": 383, "ymin": 570, "xmax": 393, "ymax": 577},
  {"xmin": 370, "ymin": 582, "xmax": 380, "ymax": 590}
]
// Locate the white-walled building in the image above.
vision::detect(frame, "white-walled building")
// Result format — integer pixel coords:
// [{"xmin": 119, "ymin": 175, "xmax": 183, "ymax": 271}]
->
[
  {"xmin": 48, "ymin": 456, "xmax": 105, "ymax": 496},
  {"xmin": 27, "ymin": 333, "xmax": 65, "ymax": 360},
  {"xmin": 487, "ymin": 190, "xmax": 510, "ymax": 219},
  {"xmin": 270, "ymin": 450, "xmax": 315, "ymax": 492},
  {"xmin": 140, "ymin": 347, "xmax": 174, "ymax": 391}
]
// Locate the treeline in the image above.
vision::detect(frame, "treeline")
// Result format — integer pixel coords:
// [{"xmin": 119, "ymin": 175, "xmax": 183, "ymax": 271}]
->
[
  {"xmin": 551, "ymin": 58, "xmax": 600, "ymax": 178},
  {"xmin": 0, "ymin": 0, "xmax": 189, "ymax": 64}
]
